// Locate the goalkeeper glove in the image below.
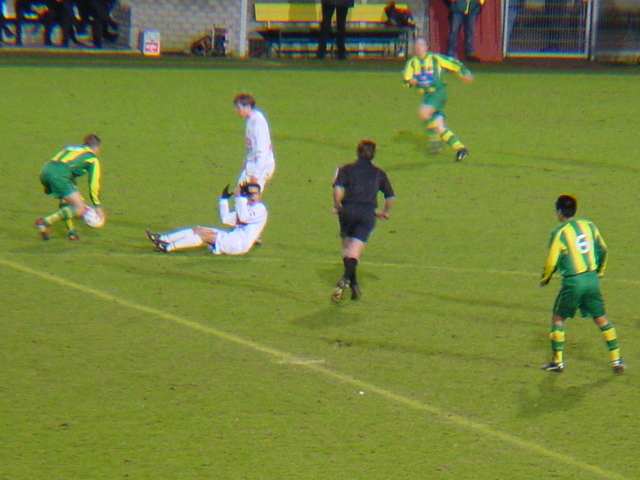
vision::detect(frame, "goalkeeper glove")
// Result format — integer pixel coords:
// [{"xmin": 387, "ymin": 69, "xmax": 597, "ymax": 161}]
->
[{"xmin": 221, "ymin": 184, "xmax": 232, "ymax": 199}]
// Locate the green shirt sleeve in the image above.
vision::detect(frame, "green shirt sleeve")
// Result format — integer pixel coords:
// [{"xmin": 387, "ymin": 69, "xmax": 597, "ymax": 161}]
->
[
  {"xmin": 85, "ymin": 157, "xmax": 102, "ymax": 206},
  {"xmin": 592, "ymin": 224, "xmax": 608, "ymax": 276},
  {"xmin": 435, "ymin": 54, "xmax": 471, "ymax": 78},
  {"xmin": 541, "ymin": 230, "xmax": 563, "ymax": 284},
  {"xmin": 402, "ymin": 57, "xmax": 417, "ymax": 83}
]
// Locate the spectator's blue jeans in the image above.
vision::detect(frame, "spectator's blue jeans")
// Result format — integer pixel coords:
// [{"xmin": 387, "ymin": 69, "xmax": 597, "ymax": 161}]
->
[{"xmin": 447, "ymin": 8, "xmax": 480, "ymax": 57}]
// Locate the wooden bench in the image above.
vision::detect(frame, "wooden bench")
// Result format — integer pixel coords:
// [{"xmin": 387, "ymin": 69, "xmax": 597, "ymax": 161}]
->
[{"xmin": 254, "ymin": 2, "xmax": 413, "ymax": 58}]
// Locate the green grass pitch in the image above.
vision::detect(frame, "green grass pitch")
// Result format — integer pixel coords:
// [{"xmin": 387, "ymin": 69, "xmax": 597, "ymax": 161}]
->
[{"xmin": 0, "ymin": 56, "xmax": 638, "ymax": 479}]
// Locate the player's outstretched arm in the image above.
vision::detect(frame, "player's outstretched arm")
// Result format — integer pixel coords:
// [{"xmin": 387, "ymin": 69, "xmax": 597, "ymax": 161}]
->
[
  {"xmin": 460, "ymin": 72, "xmax": 474, "ymax": 84},
  {"xmin": 436, "ymin": 54, "xmax": 473, "ymax": 83},
  {"xmin": 218, "ymin": 188, "xmax": 237, "ymax": 226}
]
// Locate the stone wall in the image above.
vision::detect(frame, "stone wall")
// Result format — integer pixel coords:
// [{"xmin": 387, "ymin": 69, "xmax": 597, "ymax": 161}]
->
[{"xmin": 125, "ymin": 0, "xmax": 245, "ymax": 54}]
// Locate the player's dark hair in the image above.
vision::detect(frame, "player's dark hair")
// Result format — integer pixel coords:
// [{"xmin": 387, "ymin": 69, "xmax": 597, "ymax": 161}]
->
[
  {"xmin": 234, "ymin": 93, "xmax": 255, "ymax": 108},
  {"xmin": 556, "ymin": 195, "xmax": 577, "ymax": 218},
  {"xmin": 357, "ymin": 140, "xmax": 376, "ymax": 162},
  {"xmin": 83, "ymin": 134, "xmax": 101, "ymax": 149},
  {"xmin": 241, "ymin": 182, "xmax": 261, "ymax": 196}
]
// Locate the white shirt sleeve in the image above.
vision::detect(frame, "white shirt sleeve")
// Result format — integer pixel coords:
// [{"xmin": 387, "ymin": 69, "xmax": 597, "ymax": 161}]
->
[
  {"xmin": 246, "ymin": 112, "xmax": 272, "ymax": 172},
  {"xmin": 218, "ymin": 198, "xmax": 237, "ymax": 226},
  {"xmin": 235, "ymin": 196, "xmax": 268, "ymax": 225}
]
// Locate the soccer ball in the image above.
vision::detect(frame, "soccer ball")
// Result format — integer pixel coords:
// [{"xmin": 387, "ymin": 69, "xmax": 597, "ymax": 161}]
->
[{"xmin": 83, "ymin": 207, "xmax": 106, "ymax": 228}]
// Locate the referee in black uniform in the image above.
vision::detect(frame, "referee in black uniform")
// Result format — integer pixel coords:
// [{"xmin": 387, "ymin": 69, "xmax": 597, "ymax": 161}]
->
[{"xmin": 332, "ymin": 139, "xmax": 395, "ymax": 302}]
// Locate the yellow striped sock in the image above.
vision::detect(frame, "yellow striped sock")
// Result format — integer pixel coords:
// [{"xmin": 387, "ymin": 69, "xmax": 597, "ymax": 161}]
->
[
  {"xmin": 600, "ymin": 324, "xmax": 620, "ymax": 362},
  {"xmin": 600, "ymin": 322, "xmax": 620, "ymax": 362},
  {"xmin": 550, "ymin": 328, "xmax": 565, "ymax": 363},
  {"xmin": 44, "ymin": 206, "xmax": 74, "ymax": 226},
  {"xmin": 609, "ymin": 348, "xmax": 621, "ymax": 363},
  {"xmin": 440, "ymin": 129, "xmax": 465, "ymax": 151},
  {"xmin": 63, "ymin": 217, "xmax": 75, "ymax": 232}
]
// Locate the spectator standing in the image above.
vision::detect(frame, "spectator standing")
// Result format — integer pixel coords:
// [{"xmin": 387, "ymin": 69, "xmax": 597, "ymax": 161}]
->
[
  {"xmin": 447, "ymin": 0, "xmax": 485, "ymax": 59},
  {"xmin": 317, "ymin": 0, "xmax": 354, "ymax": 60}
]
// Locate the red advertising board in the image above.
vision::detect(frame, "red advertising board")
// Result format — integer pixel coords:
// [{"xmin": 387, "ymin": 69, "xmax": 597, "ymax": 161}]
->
[{"xmin": 429, "ymin": 0, "xmax": 503, "ymax": 62}]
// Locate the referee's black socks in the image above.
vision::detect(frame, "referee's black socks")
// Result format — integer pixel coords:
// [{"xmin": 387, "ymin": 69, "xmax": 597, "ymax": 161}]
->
[{"xmin": 343, "ymin": 257, "xmax": 358, "ymax": 285}]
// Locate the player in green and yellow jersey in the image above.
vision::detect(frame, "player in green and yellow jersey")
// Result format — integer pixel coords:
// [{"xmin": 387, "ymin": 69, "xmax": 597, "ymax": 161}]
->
[
  {"xmin": 36, "ymin": 134, "xmax": 104, "ymax": 241},
  {"xmin": 540, "ymin": 195, "xmax": 624, "ymax": 374},
  {"xmin": 402, "ymin": 38, "xmax": 473, "ymax": 161}
]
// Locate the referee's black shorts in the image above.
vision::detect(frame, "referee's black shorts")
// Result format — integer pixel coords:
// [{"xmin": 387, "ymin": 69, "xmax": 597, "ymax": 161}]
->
[{"xmin": 338, "ymin": 205, "xmax": 376, "ymax": 242}]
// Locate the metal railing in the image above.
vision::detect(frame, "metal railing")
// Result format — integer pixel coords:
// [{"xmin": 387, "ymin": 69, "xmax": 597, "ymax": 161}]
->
[
  {"xmin": 502, "ymin": 0, "xmax": 640, "ymax": 61},
  {"xmin": 503, "ymin": 0, "xmax": 592, "ymax": 58}
]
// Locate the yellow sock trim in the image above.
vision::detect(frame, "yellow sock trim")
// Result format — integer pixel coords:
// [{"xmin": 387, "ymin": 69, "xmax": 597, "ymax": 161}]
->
[
  {"xmin": 609, "ymin": 349, "xmax": 621, "ymax": 362},
  {"xmin": 602, "ymin": 328, "xmax": 617, "ymax": 342},
  {"xmin": 44, "ymin": 212, "xmax": 63, "ymax": 225}
]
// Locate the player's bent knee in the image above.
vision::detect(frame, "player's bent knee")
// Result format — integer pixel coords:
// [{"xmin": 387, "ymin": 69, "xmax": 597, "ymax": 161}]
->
[
  {"xmin": 193, "ymin": 226, "xmax": 209, "ymax": 240},
  {"xmin": 419, "ymin": 106, "xmax": 435, "ymax": 121},
  {"xmin": 594, "ymin": 315, "xmax": 608, "ymax": 327}
]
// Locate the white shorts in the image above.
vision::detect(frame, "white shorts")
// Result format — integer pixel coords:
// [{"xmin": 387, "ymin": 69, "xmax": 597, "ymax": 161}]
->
[
  {"xmin": 237, "ymin": 162, "xmax": 275, "ymax": 191},
  {"xmin": 205, "ymin": 228, "xmax": 252, "ymax": 256}
]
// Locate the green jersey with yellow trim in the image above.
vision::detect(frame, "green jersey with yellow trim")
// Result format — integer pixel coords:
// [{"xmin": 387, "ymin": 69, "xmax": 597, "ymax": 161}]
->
[
  {"xmin": 541, "ymin": 219, "xmax": 608, "ymax": 284},
  {"xmin": 402, "ymin": 53, "xmax": 471, "ymax": 93},
  {"xmin": 51, "ymin": 145, "xmax": 102, "ymax": 206}
]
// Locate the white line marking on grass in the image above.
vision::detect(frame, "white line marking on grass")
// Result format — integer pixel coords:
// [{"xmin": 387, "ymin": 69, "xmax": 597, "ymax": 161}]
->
[
  {"xmin": 276, "ymin": 358, "xmax": 325, "ymax": 366},
  {"xmin": 0, "ymin": 257, "xmax": 628, "ymax": 480}
]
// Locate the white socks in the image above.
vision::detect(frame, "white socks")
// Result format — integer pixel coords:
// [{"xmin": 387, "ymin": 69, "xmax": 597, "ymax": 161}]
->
[
  {"xmin": 159, "ymin": 228, "xmax": 191, "ymax": 243},
  {"xmin": 160, "ymin": 229, "xmax": 204, "ymax": 251}
]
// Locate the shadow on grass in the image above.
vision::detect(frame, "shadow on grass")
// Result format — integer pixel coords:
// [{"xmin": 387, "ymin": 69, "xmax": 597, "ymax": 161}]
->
[
  {"xmin": 517, "ymin": 374, "xmax": 614, "ymax": 419},
  {"xmin": 291, "ymin": 306, "xmax": 364, "ymax": 330},
  {"xmin": 92, "ymin": 256, "xmax": 312, "ymax": 303},
  {"xmin": 485, "ymin": 149, "xmax": 640, "ymax": 173},
  {"xmin": 416, "ymin": 290, "xmax": 546, "ymax": 315},
  {"xmin": 316, "ymin": 265, "xmax": 380, "ymax": 287},
  {"xmin": 318, "ymin": 334, "xmax": 501, "ymax": 364},
  {"xmin": 393, "ymin": 129, "xmax": 425, "ymax": 151}
]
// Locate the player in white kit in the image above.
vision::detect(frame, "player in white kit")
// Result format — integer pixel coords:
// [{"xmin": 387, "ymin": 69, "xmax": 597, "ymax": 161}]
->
[
  {"xmin": 233, "ymin": 93, "xmax": 275, "ymax": 192},
  {"xmin": 145, "ymin": 183, "xmax": 267, "ymax": 255}
]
